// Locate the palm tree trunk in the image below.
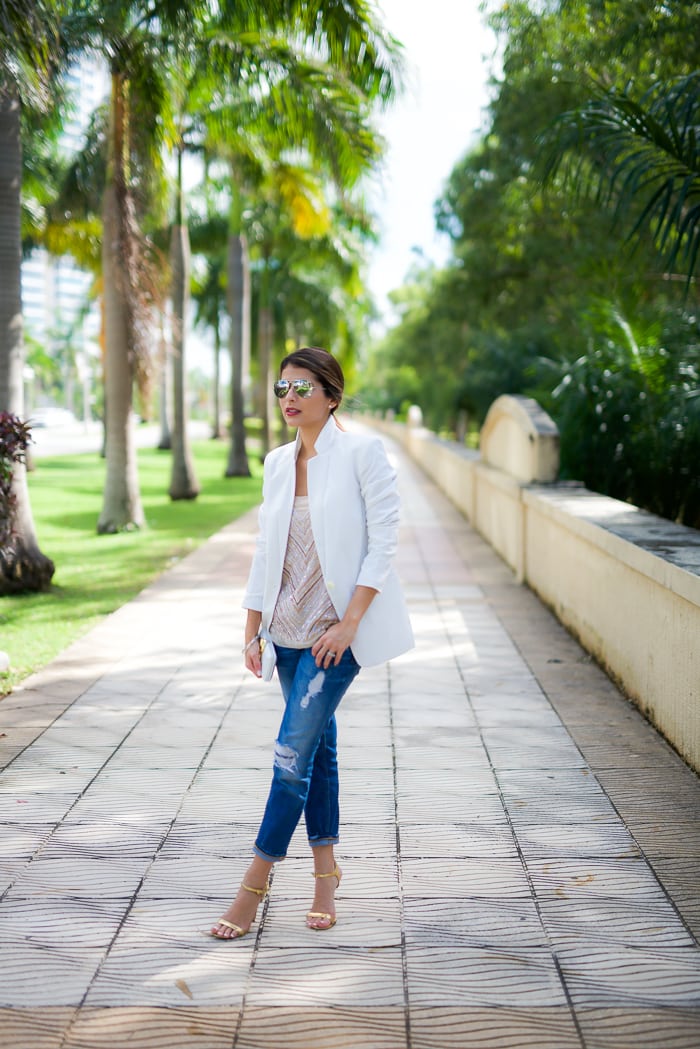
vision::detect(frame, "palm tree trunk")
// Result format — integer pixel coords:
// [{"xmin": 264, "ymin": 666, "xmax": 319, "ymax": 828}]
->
[
  {"xmin": 0, "ymin": 80, "xmax": 54, "ymax": 593},
  {"xmin": 211, "ymin": 317, "xmax": 222, "ymax": 439},
  {"xmin": 225, "ymin": 217, "xmax": 251, "ymax": 477},
  {"xmin": 97, "ymin": 72, "xmax": 145, "ymax": 533},
  {"xmin": 157, "ymin": 310, "xmax": 171, "ymax": 449},
  {"xmin": 168, "ymin": 216, "xmax": 200, "ymax": 499},
  {"xmin": 258, "ymin": 253, "xmax": 274, "ymax": 455}
]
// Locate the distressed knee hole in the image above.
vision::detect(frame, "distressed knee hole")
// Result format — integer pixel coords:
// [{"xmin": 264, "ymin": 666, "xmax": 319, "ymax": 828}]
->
[
  {"xmin": 300, "ymin": 670, "xmax": 325, "ymax": 709},
  {"xmin": 274, "ymin": 742, "xmax": 299, "ymax": 775}
]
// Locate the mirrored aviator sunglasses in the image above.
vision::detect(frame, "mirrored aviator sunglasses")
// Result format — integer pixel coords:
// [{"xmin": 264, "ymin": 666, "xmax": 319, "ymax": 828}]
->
[{"xmin": 273, "ymin": 378, "xmax": 317, "ymax": 399}]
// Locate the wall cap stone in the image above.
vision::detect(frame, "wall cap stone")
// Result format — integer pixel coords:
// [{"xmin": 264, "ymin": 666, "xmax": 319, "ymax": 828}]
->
[
  {"xmin": 524, "ymin": 485, "xmax": 700, "ymax": 607},
  {"xmin": 480, "ymin": 395, "xmax": 560, "ymax": 483}
]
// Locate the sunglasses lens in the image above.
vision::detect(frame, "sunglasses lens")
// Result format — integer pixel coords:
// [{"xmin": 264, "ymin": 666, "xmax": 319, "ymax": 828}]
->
[{"xmin": 273, "ymin": 379, "xmax": 314, "ymax": 398}]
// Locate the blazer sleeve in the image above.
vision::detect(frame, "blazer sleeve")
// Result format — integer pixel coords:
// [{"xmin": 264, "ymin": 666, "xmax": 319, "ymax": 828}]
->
[
  {"xmin": 355, "ymin": 436, "xmax": 401, "ymax": 593},
  {"xmin": 242, "ymin": 468, "xmax": 269, "ymax": 612}
]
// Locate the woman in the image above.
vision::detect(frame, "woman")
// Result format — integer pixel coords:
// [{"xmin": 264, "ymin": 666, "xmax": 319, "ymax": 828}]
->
[{"xmin": 210, "ymin": 347, "xmax": 413, "ymax": 940}]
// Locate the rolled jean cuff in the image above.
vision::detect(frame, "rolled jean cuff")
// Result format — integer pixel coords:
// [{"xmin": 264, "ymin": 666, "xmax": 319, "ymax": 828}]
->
[
  {"xmin": 309, "ymin": 836, "xmax": 340, "ymax": 848},
  {"xmin": 252, "ymin": 844, "xmax": 285, "ymax": 863}
]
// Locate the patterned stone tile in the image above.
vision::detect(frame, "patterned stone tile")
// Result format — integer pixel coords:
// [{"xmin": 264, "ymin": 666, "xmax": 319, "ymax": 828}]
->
[
  {"xmin": 67, "ymin": 790, "xmax": 186, "ymax": 823},
  {"xmin": 409, "ymin": 1006, "xmax": 581, "ymax": 1048},
  {"xmin": 395, "ymin": 767, "xmax": 500, "ymax": 796},
  {"xmin": 261, "ymin": 896, "xmax": 402, "ymax": 948},
  {"xmin": 394, "ymin": 751, "xmax": 492, "ymax": 774},
  {"xmin": 5, "ymin": 856, "xmax": 146, "ymax": 899},
  {"xmin": 539, "ymin": 896, "xmax": 695, "ymax": 948},
  {"xmin": 335, "ymin": 822, "xmax": 398, "ymax": 855},
  {"xmin": 337, "ymin": 768, "xmax": 396, "ymax": 793},
  {"xmin": 338, "ymin": 791, "xmax": 396, "ymax": 822},
  {"xmin": 558, "ymin": 945, "xmax": 700, "ymax": 1006},
  {"xmin": 0, "ymin": 945, "xmax": 104, "ymax": 1006},
  {"xmin": 401, "ymin": 858, "xmax": 530, "ymax": 899},
  {"xmin": 235, "ymin": 1006, "xmax": 408, "ymax": 1049},
  {"xmin": 85, "ymin": 944, "xmax": 253, "ymax": 1007},
  {"xmin": 0, "ymin": 791, "xmax": 80, "ymax": 823},
  {"xmin": 6, "ymin": 743, "xmax": 115, "ymax": 772},
  {"xmin": 0, "ymin": 1008, "xmax": 75, "ymax": 1049},
  {"xmin": 157, "ymin": 821, "xmax": 260, "ymax": 859},
  {"xmin": 118, "ymin": 897, "xmax": 239, "ymax": 947},
  {"xmin": 487, "ymin": 746, "xmax": 587, "ymax": 770},
  {"xmin": 0, "ymin": 822, "xmax": 54, "ymax": 860},
  {"xmin": 63, "ymin": 1006, "xmax": 240, "ymax": 1049},
  {"xmin": 271, "ymin": 857, "xmax": 399, "ymax": 900},
  {"xmin": 575, "ymin": 1007, "xmax": 700, "ymax": 1048},
  {"xmin": 0, "ymin": 897, "xmax": 125, "ymax": 948},
  {"xmin": 245, "ymin": 947, "xmax": 405, "ymax": 1007},
  {"xmin": 42, "ymin": 819, "xmax": 164, "ymax": 860},
  {"xmin": 515, "ymin": 821, "xmax": 641, "ymax": 859},
  {"xmin": 404, "ymin": 898, "xmax": 547, "ymax": 948},
  {"xmin": 398, "ymin": 792, "xmax": 506, "ymax": 825},
  {"xmin": 399, "ymin": 821, "xmax": 518, "ymax": 859},
  {"xmin": 336, "ymin": 745, "xmax": 394, "ymax": 770},
  {"xmin": 630, "ymin": 819, "xmax": 700, "ymax": 857},
  {"xmin": 405, "ymin": 947, "xmax": 567, "ymax": 1007},
  {"xmin": 504, "ymin": 790, "xmax": 620, "ymax": 825},
  {"xmin": 496, "ymin": 767, "xmax": 605, "ymax": 793},
  {"xmin": 527, "ymin": 858, "xmax": 667, "ymax": 902}
]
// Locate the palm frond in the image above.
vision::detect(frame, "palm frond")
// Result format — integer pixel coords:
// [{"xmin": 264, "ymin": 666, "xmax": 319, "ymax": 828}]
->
[{"xmin": 541, "ymin": 73, "xmax": 700, "ymax": 286}]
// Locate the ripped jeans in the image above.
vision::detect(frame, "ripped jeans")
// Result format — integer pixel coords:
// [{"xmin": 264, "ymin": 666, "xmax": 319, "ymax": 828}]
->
[{"xmin": 253, "ymin": 645, "xmax": 360, "ymax": 862}]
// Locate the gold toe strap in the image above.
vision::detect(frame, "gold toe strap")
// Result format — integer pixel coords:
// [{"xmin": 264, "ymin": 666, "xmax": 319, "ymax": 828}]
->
[{"xmin": 213, "ymin": 919, "xmax": 246, "ymax": 936}]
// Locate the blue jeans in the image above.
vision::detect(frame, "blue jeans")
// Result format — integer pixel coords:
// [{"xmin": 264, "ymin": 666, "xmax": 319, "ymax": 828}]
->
[{"xmin": 253, "ymin": 645, "xmax": 360, "ymax": 862}]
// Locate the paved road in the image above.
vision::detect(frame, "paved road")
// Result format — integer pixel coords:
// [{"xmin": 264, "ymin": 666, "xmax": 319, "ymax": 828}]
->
[
  {"xmin": 29, "ymin": 419, "xmax": 213, "ymax": 458},
  {"xmin": 1, "ymin": 429, "xmax": 699, "ymax": 1048}
]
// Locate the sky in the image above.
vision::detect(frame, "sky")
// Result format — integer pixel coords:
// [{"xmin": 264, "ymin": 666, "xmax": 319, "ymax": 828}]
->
[{"xmin": 367, "ymin": 0, "xmax": 495, "ymax": 328}]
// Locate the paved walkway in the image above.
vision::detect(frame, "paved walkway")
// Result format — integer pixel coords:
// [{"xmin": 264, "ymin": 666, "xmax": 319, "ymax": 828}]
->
[{"xmin": 1, "ymin": 431, "xmax": 699, "ymax": 1049}]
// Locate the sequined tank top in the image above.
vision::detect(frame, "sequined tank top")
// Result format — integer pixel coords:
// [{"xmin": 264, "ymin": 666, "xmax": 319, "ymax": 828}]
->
[{"xmin": 269, "ymin": 496, "xmax": 338, "ymax": 648}]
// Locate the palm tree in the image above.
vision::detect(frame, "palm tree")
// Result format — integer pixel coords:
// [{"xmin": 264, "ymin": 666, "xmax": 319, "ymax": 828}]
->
[
  {"xmin": 60, "ymin": 1, "xmax": 208, "ymax": 531},
  {"xmin": 168, "ymin": 146, "xmax": 200, "ymax": 499},
  {"xmin": 191, "ymin": 245, "xmax": 227, "ymax": 440},
  {"xmin": 204, "ymin": 6, "xmax": 401, "ymax": 474},
  {"xmin": 0, "ymin": 0, "xmax": 59, "ymax": 591},
  {"xmin": 542, "ymin": 74, "xmax": 700, "ymax": 288},
  {"xmin": 89, "ymin": 5, "xmax": 180, "ymax": 531}
]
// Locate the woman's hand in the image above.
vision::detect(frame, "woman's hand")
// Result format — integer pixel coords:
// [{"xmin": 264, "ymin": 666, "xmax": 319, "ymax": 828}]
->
[
  {"xmin": 311, "ymin": 585, "xmax": 378, "ymax": 668},
  {"xmin": 243, "ymin": 636, "xmax": 264, "ymax": 677},
  {"xmin": 312, "ymin": 622, "xmax": 356, "ymax": 668},
  {"xmin": 243, "ymin": 610, "xmax": 263, "ymax": 677}
]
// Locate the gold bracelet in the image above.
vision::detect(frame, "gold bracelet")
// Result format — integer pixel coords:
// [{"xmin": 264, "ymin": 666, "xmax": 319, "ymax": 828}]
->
[{"xmin": 242, "ymin": 635, "xmax": 261, "ymax": 654}]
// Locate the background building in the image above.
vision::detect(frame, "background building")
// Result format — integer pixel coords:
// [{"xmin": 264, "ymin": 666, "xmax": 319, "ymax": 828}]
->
[{"xmin": 22, "ymin": 57, "xmax": 107, "ymax": 420}]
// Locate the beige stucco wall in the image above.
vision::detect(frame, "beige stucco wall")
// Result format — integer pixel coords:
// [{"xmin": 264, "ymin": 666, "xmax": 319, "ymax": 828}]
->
[{"xmin": 367, "ymin": 407, "xmax": 700, "ymax": 773}]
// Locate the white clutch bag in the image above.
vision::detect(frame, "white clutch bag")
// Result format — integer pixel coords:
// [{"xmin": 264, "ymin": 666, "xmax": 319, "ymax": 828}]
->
[{"xmin": 260, "ymin": 636, "xmax": 277, "ymax": 681}]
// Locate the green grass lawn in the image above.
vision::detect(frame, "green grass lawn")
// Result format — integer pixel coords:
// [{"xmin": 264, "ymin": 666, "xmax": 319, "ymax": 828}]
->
[{"xmin": 0, "ymin": 439, "xmax": 262, "ymax": 695}]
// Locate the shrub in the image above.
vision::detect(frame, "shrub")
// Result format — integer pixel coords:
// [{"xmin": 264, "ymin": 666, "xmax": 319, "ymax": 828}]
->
[{"xmin": 0, "ymin": 412, "xmax": 32, "ymax": 551}]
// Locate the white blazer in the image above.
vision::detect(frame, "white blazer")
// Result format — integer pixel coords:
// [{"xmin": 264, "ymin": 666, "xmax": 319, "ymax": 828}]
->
[{"xmin": 243, "ymin": 417, "xmax": 414, "ymax": 666}]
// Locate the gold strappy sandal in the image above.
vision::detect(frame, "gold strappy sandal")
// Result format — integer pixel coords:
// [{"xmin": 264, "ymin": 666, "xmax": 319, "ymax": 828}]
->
[
  {"xmin": 211, "ymin": 880, "xmax": 269, "ymax": 940},
  {"xmin": 306, "ymin": 864, "xmax": 342, "ymax": 931}
]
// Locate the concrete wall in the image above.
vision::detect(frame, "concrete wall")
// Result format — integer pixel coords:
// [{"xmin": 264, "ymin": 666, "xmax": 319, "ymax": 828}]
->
[{"xmin": 368, "ymin": 399, "xmax": 700, "ymax": 774}]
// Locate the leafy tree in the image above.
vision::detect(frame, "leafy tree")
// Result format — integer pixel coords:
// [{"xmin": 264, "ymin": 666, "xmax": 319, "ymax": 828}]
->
[
  {"xmin": 365, "ymin": 0, "xmax": 699, "ymax": 523},
  {"xmin": 0, "ymin": 0, "xmax": 59, "ymax": 591},
  {"xmin": 542, "ymin": 73, "xmax": 700, "ymax": 287}
]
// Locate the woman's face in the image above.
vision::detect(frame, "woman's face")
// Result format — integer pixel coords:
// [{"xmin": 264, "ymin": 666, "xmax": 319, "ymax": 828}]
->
[{"xmin": 277, "ymin": 365, "xmax": 337, "ymax": 431}]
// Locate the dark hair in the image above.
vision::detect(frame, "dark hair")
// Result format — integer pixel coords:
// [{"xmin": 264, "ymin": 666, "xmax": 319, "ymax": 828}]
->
[{"xmin": 279, "ymin": 346, "xmax": 344, "ymax": 412}]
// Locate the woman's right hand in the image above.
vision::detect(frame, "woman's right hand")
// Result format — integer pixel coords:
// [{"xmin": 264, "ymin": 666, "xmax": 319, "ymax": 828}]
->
[{"xmin": 243, "ymin": 636, "xmax": 263, "ymax": 678}]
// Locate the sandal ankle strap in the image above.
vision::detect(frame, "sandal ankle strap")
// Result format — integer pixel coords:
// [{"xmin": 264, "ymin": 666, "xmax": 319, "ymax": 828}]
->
[
  {"xmin": 241, "ymin": 880, "xmax": 269, "ymax": 897},
  {"xmin": 313, "ymin": 864, "xmax": 341, "ymax": 885}
]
